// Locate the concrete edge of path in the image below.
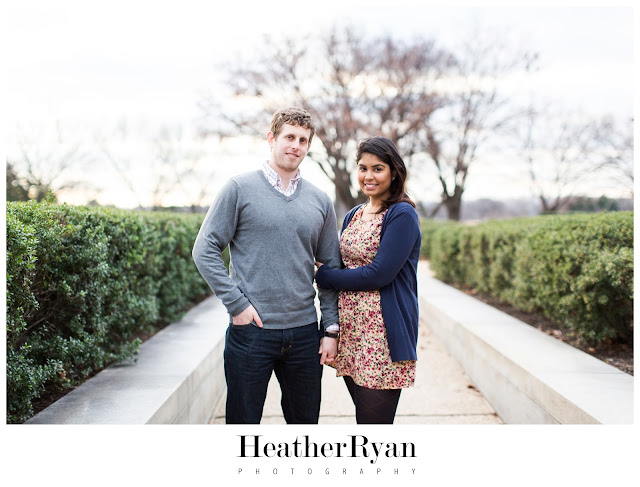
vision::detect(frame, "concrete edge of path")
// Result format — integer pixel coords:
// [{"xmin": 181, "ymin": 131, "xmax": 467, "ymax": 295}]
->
[{"xmin": 26, "ymin": 264, "xmax": 633, "ymax": 424}]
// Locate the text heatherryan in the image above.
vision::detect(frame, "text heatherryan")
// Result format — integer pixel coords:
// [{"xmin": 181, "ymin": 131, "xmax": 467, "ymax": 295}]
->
[{"xmin": 238, "ymin": 434, "xmax": 416, "ymax": 465}]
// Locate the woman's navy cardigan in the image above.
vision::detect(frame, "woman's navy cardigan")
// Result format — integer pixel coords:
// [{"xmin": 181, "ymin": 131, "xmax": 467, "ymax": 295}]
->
[{"xmin": 315, "ymin": 201, "xmax": 422, "ymax": 362}]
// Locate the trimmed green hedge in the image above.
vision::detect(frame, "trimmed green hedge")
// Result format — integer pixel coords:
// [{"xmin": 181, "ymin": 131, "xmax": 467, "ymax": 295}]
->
[
  {"xmin": 6, "ymin": 202, "xmax": 223, "ymax": 423},
  {"xmin": 419, "ymin": 218, "xmax": 457, "ymax": 259},
  {"xmin": 427, "ymin": 212, "xmax": 633, "ymax": 345}
]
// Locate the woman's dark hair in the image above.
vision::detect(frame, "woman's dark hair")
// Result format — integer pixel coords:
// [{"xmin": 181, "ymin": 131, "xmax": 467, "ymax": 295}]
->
[{"xmin": 356, "ymin": 136, "xmax": 415, "ymax": 213}]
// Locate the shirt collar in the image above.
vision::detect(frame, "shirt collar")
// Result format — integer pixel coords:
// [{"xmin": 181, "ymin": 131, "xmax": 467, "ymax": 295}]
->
[{"xmin": 262, "ymin": 161, "xmax": 301, "ymax": 184}]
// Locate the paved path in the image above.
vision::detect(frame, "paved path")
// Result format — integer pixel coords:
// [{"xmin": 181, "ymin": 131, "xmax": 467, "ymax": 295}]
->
[{"xmin": 210, "ymin": 315, "xmax": 502, "ymax": 424}]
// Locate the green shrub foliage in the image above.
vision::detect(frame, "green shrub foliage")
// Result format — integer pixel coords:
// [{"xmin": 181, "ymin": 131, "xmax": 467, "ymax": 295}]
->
[
  {"xmin": 6, "ymin": 202, "xmax": 220, "ymax": 423},
  {"xmin": 419, "ymin": 219, "xmax": 456, "ymax": 260},
  {"xmin": 426, "ymin": 212, "xmax": 633, "ymax": 346}
]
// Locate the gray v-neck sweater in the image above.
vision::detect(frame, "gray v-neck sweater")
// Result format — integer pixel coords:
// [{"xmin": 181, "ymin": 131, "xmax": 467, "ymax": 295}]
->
[{"xmin": 193, "ymin": 170, "xmax": 340, "ymax": 329}]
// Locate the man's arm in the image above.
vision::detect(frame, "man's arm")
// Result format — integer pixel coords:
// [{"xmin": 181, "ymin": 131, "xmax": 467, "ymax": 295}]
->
[
  {"xmin": 314, "ymin": 200, "xmax": 341, "ymax": 330},
  {"xmin": 192, "ymin": 179, "xmax": 252, "ymax": 318}
]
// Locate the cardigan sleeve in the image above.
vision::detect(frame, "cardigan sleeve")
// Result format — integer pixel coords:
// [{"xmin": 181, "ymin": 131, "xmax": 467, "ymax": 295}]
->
[{"xmin": 315, "ymin": 204, "xmax": 420, "ymax": 291}]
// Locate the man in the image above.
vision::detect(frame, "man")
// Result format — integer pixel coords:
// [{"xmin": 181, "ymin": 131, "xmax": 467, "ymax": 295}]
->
[{"xmin": 192, "ymin": 107, "xmax": 341, "ymax": 424}]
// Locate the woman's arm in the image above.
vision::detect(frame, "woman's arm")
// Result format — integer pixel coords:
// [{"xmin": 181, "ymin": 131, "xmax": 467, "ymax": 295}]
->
[{"xmin": 315, "ymin": 205, "xmax": 420, "ymax": 291}]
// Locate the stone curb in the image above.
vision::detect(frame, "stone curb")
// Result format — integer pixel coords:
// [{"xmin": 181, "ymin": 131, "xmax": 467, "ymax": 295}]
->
[{"xmin": 417, "ymin": 267, "xmax": 633, "ymax": 424}]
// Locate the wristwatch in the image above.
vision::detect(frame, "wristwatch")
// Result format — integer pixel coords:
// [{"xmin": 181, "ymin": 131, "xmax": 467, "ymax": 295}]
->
[{"xmin": 323, "ymin": 330, "xmax": 339, "ymax": 339}]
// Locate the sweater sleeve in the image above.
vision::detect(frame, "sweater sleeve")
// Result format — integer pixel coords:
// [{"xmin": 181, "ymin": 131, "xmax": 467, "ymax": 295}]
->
[
  {"xmin": 315, "ymin": 205, "xmax": 420, "ymax": 291},
  {"xmin": 313, "ymin": 199, "xmax": 341, "ymax": 329},
  {"xmin": 192, "ymin": 179, "xmax": 250, "ymax": 316}
]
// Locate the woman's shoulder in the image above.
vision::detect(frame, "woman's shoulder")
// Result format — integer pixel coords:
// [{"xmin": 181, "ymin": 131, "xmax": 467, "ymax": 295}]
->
[
  {"xmin": 387, "ymin": 201, "xmax": 419, "ymax": 218},
  {"xmin": 381, "ymin": 203, "xmax": 420, "ymax": 236}
]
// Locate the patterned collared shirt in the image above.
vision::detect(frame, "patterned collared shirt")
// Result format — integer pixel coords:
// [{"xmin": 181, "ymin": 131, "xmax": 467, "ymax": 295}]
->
[{"xmin": 262, "ymin": 161, "xmax": 301, "ymax": 196}]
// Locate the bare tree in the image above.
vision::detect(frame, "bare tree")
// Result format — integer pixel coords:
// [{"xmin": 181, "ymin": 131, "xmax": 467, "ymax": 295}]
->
[
  {"xmin": 6, "ymin": 161, "xmax": 30, "ymax": 201},
  {"xmin": 98, "ymin": 121, "xmax": 220, "ymax": 210},
  {"xmin": 521, "ymin": 108, "xmax": 610, "ymax": 213},
  {"xmin": 412, "ymin": 30, "xmax": 537, "ymax": 220},
  {"xmin": 152, "ymin": 125, "xmax": 219, "ymax": 211},
  {"xmin": 199, "ymin": 25, "xmax": 453, "ymax": 217},
  {"xmin": 7, "ymin": 121, "xmax": 91, "ymax": 202},
  {"xmin": 98, "ymin": 120, "xmax": 148, "ymax": 208},
  {"xmin": 592, "ymin": 116, "xmax": 634, "ymax": 197},
  {"xmin": 99, "ymin": 121, "xmax": 183, "ymax": 210}
]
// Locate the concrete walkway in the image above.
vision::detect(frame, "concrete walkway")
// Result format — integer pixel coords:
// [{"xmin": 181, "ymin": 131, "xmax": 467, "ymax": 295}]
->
[
  {"xmin": 209, "ymin": 315, "xmax": 503, "ymax": 424},
  {"xmin": 27, "ymin": 257, "xmax": 628, "ymax": 425}
]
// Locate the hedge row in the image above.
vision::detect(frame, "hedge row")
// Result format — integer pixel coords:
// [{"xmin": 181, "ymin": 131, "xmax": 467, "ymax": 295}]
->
[
  {"xmin": 419, "ymin": 218, "xmax": 457, "ymax": 259},
  {"xmin": 426, "ymin": 212, "xmax": 633, "ymax": 346},
  {"xmin": 6, "ymin": 202, "xmax": 223, "ymax": 423}
]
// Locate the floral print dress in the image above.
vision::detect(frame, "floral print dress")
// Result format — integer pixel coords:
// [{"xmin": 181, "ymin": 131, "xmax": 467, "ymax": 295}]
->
[{"xmin": 330, "ymin": 206, "xmax": 416, "ymax": 389}]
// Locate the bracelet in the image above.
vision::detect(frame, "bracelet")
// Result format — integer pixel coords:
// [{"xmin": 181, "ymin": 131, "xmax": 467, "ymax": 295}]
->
[{"xmin": 323, "ymin": 330, "xmax": 339, "ymax": 339}]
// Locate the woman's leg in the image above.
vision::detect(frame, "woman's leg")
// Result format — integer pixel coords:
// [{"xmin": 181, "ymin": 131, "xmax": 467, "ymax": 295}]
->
[
  {"xmin": 343, "ymin": 376, "xmax": 357, "ymax": 404},
  {"xmin": 343, "ymin": 376, "xmax": 402, "ymax": 424}
]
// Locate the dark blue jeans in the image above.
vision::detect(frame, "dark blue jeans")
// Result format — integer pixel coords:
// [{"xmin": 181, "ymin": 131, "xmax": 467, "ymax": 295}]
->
[{"xmin": 223, "ymin": 321, "xmax": 323, "ymax": 424}]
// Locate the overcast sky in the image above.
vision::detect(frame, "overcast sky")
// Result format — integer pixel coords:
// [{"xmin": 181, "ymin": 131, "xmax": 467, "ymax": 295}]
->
[{"xmin": 4, "ymin": 0, "xmax": 636, "ymax": 206}]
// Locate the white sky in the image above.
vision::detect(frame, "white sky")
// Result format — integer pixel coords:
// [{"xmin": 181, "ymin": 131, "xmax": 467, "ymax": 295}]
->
[{"xmin": 3, "ymin": 0, "xmax": 636, "ymax": 206}]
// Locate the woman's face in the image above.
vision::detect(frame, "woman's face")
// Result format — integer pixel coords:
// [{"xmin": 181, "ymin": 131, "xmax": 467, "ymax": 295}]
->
[{"xmin": 358, "ymin": 153, "xmax": 393, "ymax": 201}]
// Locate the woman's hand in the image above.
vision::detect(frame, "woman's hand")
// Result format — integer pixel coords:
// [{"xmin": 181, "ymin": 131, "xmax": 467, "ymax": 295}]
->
[{"xmin": 314, "ymin": 261, "xmax": 324, "ymax": 276}]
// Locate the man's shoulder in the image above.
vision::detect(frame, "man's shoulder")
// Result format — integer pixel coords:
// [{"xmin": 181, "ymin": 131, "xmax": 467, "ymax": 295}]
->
[
  {"xmin": 229, "ymin": 169, "xmax": 262, "ymax": 186},
  {"xmin": 300, "ymin": 178, "xmax": 331, "ymax": 202},
  {"xmin": 212, "ymin": 170, "xmax": 264, "ymax": 203}
]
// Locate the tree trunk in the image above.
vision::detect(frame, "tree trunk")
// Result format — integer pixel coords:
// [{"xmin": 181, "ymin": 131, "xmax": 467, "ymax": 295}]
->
[
  {"xmin": 443, "ymin": 187, "xmax": 464, "ymax": 221},
  {"xmin": 333, "ymin": 182, "xmax": 366, "ymax": 222},
  {"xmin": 444, "ymin": 197, "xmax": 462, "ymax": 221},
  {"xmin": 330, "ymin": 162, "xmax": 367, "ymax": 221}
]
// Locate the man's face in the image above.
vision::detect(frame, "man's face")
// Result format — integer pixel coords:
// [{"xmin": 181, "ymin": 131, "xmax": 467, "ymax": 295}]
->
[{"xmin": 267, "ymin": 123, "xmax": 312, "ymax": 174}]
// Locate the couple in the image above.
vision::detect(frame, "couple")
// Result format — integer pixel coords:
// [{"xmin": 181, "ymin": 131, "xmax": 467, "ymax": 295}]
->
[{"xmin": 192, "ymin": 107, "xmax": 421, "ymax": 424}]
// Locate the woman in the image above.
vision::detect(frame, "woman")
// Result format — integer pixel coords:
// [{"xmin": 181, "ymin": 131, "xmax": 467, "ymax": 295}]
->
[{"xmin": 315, "ymin": 136, "xmax": 421, "ymax": 424}]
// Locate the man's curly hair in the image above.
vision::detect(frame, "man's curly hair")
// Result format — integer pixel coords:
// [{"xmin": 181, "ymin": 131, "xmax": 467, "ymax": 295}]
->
[{"xmin": 270, "ymin": 107, "xmax": 315, "ymax": 144}]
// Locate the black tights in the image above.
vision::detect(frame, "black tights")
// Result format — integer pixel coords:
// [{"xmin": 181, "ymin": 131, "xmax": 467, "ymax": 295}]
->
[{"xmin": 343, "ymin": 376, "xmax": 402, "ymax": 424}]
